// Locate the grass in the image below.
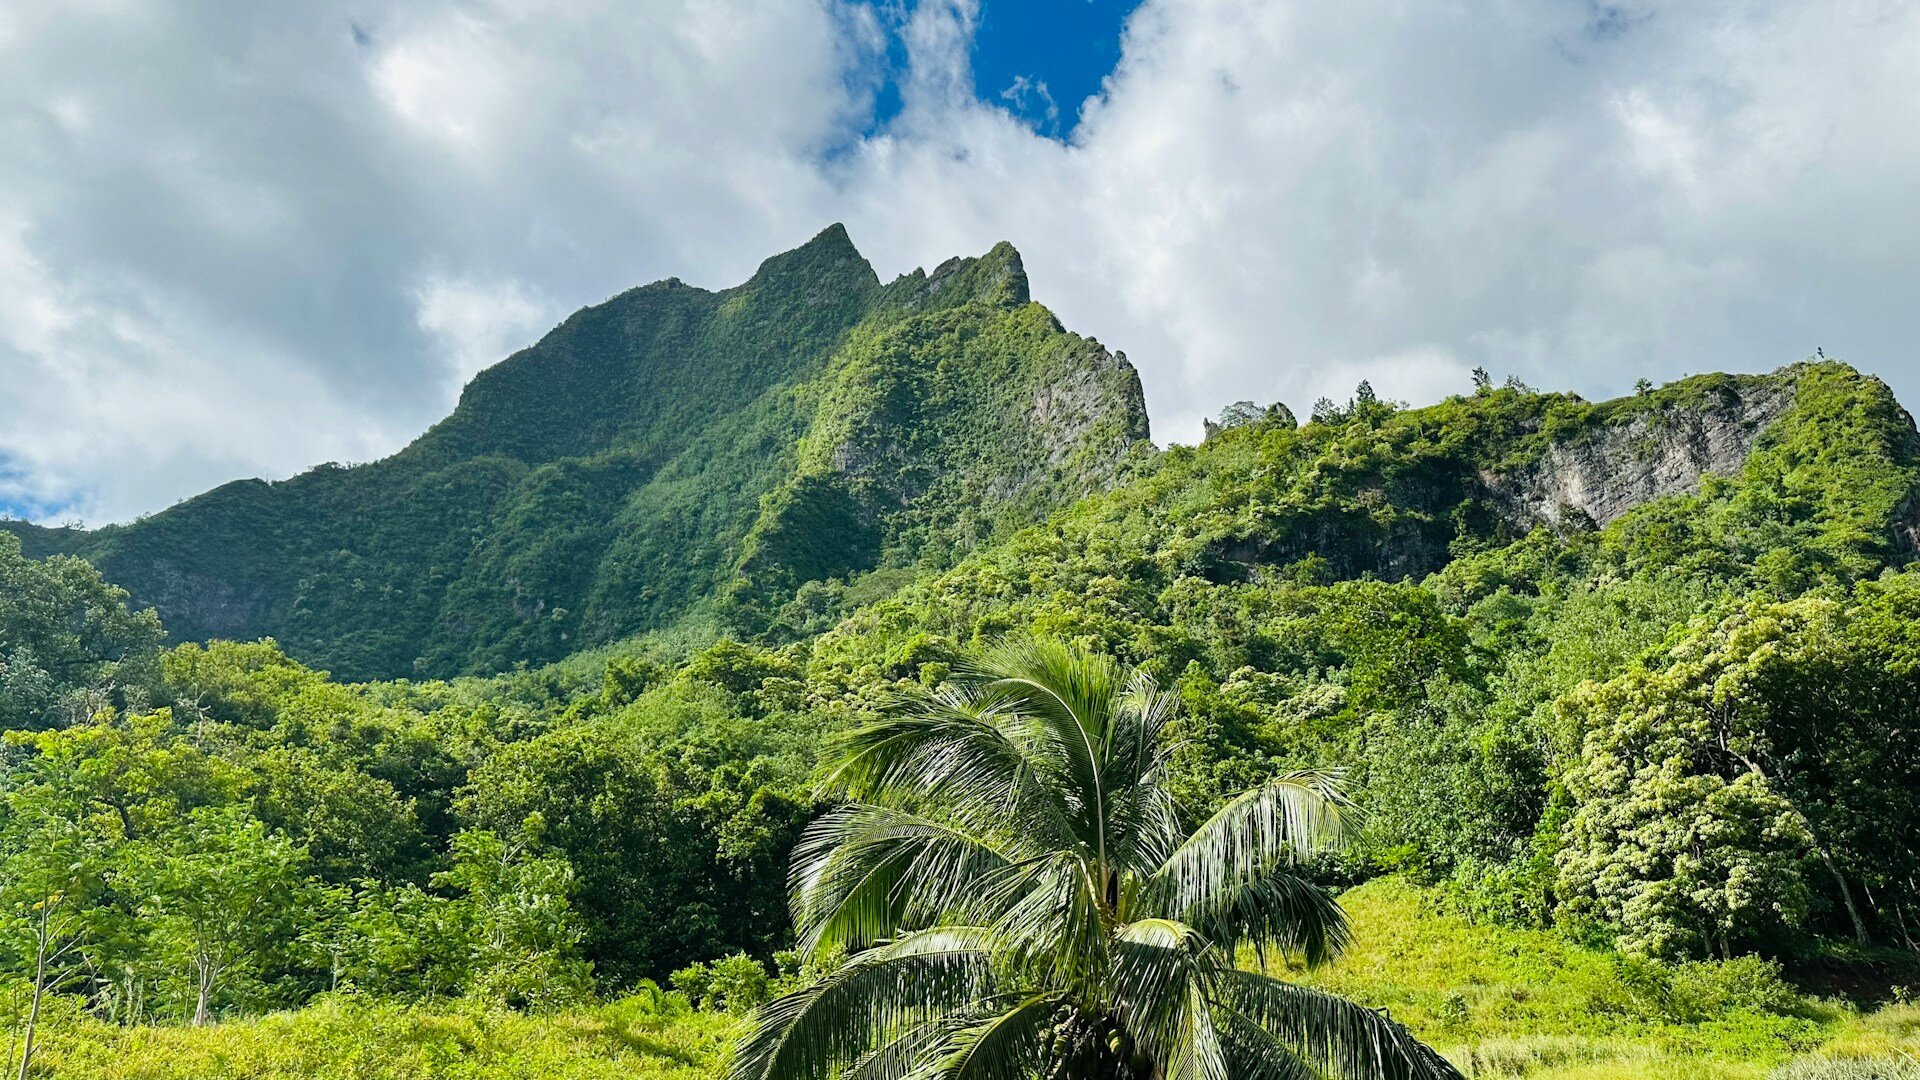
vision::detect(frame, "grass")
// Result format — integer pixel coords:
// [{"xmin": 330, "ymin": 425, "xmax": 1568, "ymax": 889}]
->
[
  {"xmin": 14, "ymin": 995, "xmax": 734, "ymax": 1079},
  {"xmin": 1290, "ymin": 877, "xmax": 1920, "ymax": 1079},
  {"xmin": 11, "ymin": 877, "xmax": 1918, "ymax": 1078}
]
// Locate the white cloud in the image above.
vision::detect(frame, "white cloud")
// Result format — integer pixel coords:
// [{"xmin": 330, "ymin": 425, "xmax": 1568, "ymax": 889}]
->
[
  {"xmin": 413, "ymin": 275, "xmax": 557, "ymax": 390},
  {"xmin": 3, "ymin": 0, "xmax": 1919, "ymax": 521}
]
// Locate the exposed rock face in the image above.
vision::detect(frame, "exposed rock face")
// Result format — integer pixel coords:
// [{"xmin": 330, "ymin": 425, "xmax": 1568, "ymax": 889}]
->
[
  {"xmin": 1485, "ymin": 380, "xmax": 1796, "ymax": 529},
  {"xmin": 141, "ymin": 560, "xmax": 270, "ymax": 639},
  {"xmin": 1030, "ymin": 345, "xmax": 1149, "ymax": 469}
]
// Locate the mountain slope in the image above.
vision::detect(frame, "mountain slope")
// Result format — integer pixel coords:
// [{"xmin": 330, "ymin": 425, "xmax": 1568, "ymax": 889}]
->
[
  {"xmin": 4, "ymin": 226, "xmax": 1151, "ymax": 679},
  {"xmin": 813, "ymin": 360, "xmax": 1920, "ymax": 671}
]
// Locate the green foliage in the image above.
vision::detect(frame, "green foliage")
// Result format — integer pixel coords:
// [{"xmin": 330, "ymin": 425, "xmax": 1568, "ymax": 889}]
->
[
  {"xmin": 0, "ymin": 532, "xmax": 164, "ymax": 731},
  {"xmin": 1556, "ymin": 585, "xmax": 1920, "ymax": 957},
  {"xmin": 11, "ymin": 876, "xmax": 1920, "ymax": 1077},
  {"xmin": 7, "ymin": 347, "xmax": 1920, "ymax": 1072},
  {"xmin": 795, "ymin": 359, "xmax": 1920, "ymax": 960},
  {"xmin": 670, "ymin": 953, "xmax": 772, "ymax": 1015},
  {"xmin": 456, "ymin": 680, "xmax": 813, "ymax": 986},
  {"xmin": 430, "ymin": 830, "xmax": 593, "ymax": 1010},
  {"xmin": 17, "ymin": 993, "xmax": 733, "ymax": 1079},
  {"xmin": 127, "ymin": 804, "xmax": 320, "ymax": 1024},
  {"xmin": 1773, "ymin": 1063, "xmax": 1920, "ymax": 1080},
  {"xmin": 1299, "ymin": 877, "xmax": 1846, "ymax": 1077},
  {"xmin": 732, "ymin": 639, "xmax": 1461, "ymax": 1080}
]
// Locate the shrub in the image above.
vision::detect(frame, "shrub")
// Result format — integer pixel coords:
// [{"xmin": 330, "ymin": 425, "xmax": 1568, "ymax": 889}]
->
[
  {"xmin": 706, "ymin": 952, "xmax": 771, "ymax": 1014},
  {"xmin": 1668, "ymin": 956, "xmax": 1811, "ymax": 1022},
  {"xmin": 671, "ymin": 953, "xmax": 770, "ymax": 1014},
  {"xmin": 668, "ymin": 961, "xmax": 712, "ymax": 1009}
]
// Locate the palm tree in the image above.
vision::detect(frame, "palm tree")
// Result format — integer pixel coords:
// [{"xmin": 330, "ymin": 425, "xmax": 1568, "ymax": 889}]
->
[{"xmin": 729, "ymin": 639, "xmax": 1464, "ymax": 1080}]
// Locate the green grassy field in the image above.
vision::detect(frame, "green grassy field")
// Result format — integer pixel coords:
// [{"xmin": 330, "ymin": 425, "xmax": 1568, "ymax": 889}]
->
[
  {"xmin": 13, "ymin": 878, "xmax": 1917, "ymax": 1079},
  {"xmin": 1294, "ymin": 879, "xmax": 1920, "ymax": 1079},
  {"xmin": 12, "ymin": 996, "xmax": 735, "ymax": 1079}
]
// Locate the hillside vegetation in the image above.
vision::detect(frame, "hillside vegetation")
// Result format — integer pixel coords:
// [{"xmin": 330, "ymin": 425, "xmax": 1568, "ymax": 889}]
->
[
  {"xmin": 4, "ymin": 227, "xmax": 1149, "ymax": 680},
  {"xmin": 12, "ymin": 879, "xmax": 1918, "ymax": 1079},
  {"xmin": 5, "ymin": 233, "xmax": 1920, "ymax": 1076}
]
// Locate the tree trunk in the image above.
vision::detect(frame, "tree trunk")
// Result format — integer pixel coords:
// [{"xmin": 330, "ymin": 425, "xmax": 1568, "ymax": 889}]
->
[
  {"xmin": 193, "ymin": 958, "xmax": 215, "ymax": 1027},
  {"xmin": 1806, "ymin": 834, "xmax": 1870, "ymax": 945},
  {"xmin": 1725, "ymin": 745, "xmax": 1872, "ymax": 946},
  {"xmin": 18, "ymin": 908, "xmax": 48, "ymax": 1080}
]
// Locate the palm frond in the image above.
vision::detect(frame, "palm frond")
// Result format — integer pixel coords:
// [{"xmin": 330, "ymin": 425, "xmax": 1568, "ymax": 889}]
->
[
  {"xmin": 1149, "ymin": 771, "xmax": 1350, "ymax": 960},
  {"xmin": 841, "ymin": 1017, "xmax": 964, "ymax": 1080},
  {"xmin": 932, "ymin": 993, "xmax": 1062, "ymax": 1080},
  {"xmin": 1174, "ymin": 865, "xmax": 1352, "ymax": 968},
  {"xmin": 1101, "ymin": 674, "xmax": 1184, "ymax": 876},
  {"xmin": 744, "ymin": 639, "xmax": 1463, "ymax": 1080},
  {"xmin": 1160, "ymin": 981, "xmax": 1231, "ymax": 1080},
  {"xmin": 964, "ymin": 638, "xmax": 1120, "ymax": 853},
  {"xmin": 1213, "ymin": 1006, "xmax": 1321, "ymax": 1080},
  {"xmin": 726, "ymin": 927, "xmax": 995, "ymax": 1080},
  {"xmin": 1111, "ymin": 918, "xmax": 1229, "ymax": 1080},
  {"xmin": 986, "ymin": 850, "xmax": 1108, "ymax": 990},
  {"xmin": 821, "ymin": 687, "xmax": 1075, "ymax": 849},
  {"xmin": 1217, "ymin": 970, "xmax": 1467, "ymax": 1080},
  {"xmin": 790, "ymin": 805, "xmax": 1013, "ymax": 956}
]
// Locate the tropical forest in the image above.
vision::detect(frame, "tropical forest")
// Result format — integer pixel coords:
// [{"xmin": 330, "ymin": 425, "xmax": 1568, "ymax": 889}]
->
[{"xmin": 4, "ymin": 229, "xmax": 1920, "ymax": 1079}]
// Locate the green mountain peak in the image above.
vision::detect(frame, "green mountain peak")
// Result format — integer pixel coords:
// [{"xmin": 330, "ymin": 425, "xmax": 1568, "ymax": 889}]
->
[
  {"xmin": 6, "ymin": 227, "xmax": 1150, "ymax": 679},
  {"xmin": 881, "ymin": 239, "xmax": 1030, "ymax": 312}
]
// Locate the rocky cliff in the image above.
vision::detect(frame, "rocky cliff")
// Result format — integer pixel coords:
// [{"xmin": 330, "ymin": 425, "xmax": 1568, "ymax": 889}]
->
[
  {"xmin": 1188, "ymin": 362, "xmax": 1920, "ymax": 588},
  {"xmin": 1485, "ymin": 376, "xmax": 1796, "ymax": 529}
]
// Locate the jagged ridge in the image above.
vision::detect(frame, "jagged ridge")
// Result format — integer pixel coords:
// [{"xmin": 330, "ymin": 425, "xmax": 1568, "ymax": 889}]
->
[{"xmin": 5, "ymin": 226, "xmax": 1152, "ymax": 679}]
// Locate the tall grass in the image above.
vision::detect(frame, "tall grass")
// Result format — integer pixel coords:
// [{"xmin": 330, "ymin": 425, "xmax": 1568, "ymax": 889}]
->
[
  {"xmin": 15, "ymin": 994, "xmax": 733, "ymax": 1079},
  {"xmin": 1289, "ymin": 878, "xmax": 1918, "ymax": 1080},
  {"xmin": 11, "ymin": 878, "xmax": 1920, "ymax": 1079}
]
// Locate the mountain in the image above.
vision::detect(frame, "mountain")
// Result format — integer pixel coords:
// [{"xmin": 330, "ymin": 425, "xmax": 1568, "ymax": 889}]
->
[
  {"xmin": 4, "ymin": 226, "xmax": 1152, "ymax": 680},
  {"xmin": 811, "ymin": 359, "xmax": 1920, "ymax": 674}
]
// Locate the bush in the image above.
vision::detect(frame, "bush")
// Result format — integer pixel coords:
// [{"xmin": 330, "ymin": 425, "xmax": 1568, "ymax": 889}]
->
[
  {"xmin": 668, "ymin": 961, "xmax": 712, "ymax": 1009},
  {"xmin": 671, "ymin": 953, "xmax": 770, "ymax": 1014},
  {"xmin": 1668, "ymin": 956, "xmax": 1811, "ymax": 1022},
  {"xmin": 707, "ymin": 952, "xmax": 771, "ymax": 1014}
]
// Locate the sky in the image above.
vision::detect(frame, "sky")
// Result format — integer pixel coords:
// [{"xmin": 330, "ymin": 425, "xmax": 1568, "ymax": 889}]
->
[{"xmin": 3, "ymin": 0, "xmax": 1919, "ymax": 524}]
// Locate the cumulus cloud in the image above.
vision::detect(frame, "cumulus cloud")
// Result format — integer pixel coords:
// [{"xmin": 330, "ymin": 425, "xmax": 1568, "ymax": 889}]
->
[
  {"xmin": 413, "ymin": 275, "xmax": 558, "ymax": 392},
  {"xmin": 2, "ymin": 0, "xmax": 1918, "ymax": 522}
]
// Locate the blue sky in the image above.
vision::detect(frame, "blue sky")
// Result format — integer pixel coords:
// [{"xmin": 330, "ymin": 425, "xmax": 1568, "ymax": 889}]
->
[
  {"xmin": 873, "ymin": 0, "xmax": 1140, "ymax": 137},
  {"xmin": 4, "ymin": 1, "xmax": 1920, "ymax": 524}
]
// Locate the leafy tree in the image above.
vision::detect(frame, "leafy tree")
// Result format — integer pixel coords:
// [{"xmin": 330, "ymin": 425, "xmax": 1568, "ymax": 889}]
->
[
  {"xmin": 433, "ymin": 829, "xmax": 592, "ymax": 1009},
  {"xmin": 731, "ymin": 640, "xmax": 1461, "ymax": 1080},
  {"xmin": 0, "ymin": 753, "xmax": 117, "ymax": 1079},
  {"xmin": 0, "ymin": 533, "xmax": 164, "ymax": 732},
  {"xmin": 459, "ymin": 723, "xmax": 718, "ymax": 984},
  {"xmin": 244, "ymin": 746, "xmax": 430, "ymax": 885},
  {"xmin": 1555, "ymin": 665, "xmax": 1811, "ymax": 959},
  {"xmin": 10, "ymin": 712, "xmax": 242, "ymax": 843},
  {"xmin": 128, "ymin": 805, "xmax": 316, "ymax": 1024},
  {"xmin": 460, "ymin": 685, "xmax": 813, "ymax": 984},
  {"xmin": 1557, "ymin": 584, "xmax": 1920, "ymax": 955},
  {"xmin": 329, "ymin": 880, "xmax": 470, "ymax": 1000}
]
